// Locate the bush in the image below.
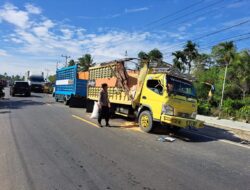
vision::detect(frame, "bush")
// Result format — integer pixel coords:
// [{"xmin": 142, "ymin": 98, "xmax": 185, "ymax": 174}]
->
[
  {"xmin": 236, "ymin": 105, "xmax": 250, "ymax": 122},
  {"xmin": 198, "ymin": 101, "xmax": 211, "ymax": 115},
  {"xmin": 222, "ymin": 98, "xmax": 245, "ymax": 117}
]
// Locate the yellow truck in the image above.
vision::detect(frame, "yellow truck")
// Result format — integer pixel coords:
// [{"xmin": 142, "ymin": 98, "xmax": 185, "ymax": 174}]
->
[{"xmin": 86, "ymin": 58, "xmax": 203, "ymax": 132}]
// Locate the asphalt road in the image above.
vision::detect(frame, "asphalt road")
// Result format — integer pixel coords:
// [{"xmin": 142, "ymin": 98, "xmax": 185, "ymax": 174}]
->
[{"xmin": 0, "ymin": 89, "xmax": 249, "ymax": 190}]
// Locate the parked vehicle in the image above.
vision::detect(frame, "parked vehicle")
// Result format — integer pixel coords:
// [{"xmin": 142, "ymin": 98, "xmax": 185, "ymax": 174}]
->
[
  {"xmin": 43, "ymin": 82, "xmax": 53, "ymax": 94},
  {"xmin": 25, "ymin": 71, "xmax": 45, "ymax": 92},
  {"xmin": 10, "ymin": 81, "xmax": 31, "ymax": 97},
  {"xmin": 0, "ymin": 81, "xmax": 5, "ymax": 98},
  {"xmin": 86, "ymin": 58, "xmax": 204, "ymax": 132},
  {"xmin": 54, "ymin": 65, "xmax": 88, "ymax": 107}
]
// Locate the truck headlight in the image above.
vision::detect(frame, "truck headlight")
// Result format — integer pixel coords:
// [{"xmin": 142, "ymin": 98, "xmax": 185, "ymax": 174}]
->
[
  {"xmin": 191, "ymin": 112, "xmax": 197, "ymax": 119},
  {"xmin": 162, "ymin": 104, "xmax": 174, "ymax": 116}
]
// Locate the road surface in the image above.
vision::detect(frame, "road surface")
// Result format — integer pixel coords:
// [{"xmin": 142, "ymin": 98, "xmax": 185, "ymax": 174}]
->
[{"xmin": 0, "ymin": 89, "xmax": 249, "ymax": 190}]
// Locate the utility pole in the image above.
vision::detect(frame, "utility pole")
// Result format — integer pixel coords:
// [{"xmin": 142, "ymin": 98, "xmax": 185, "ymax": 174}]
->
[
  {"xmin": 45, "ymin": 69, "xmax": 49, "ymax": 81},
  {"xmin": 125, "ymin": 50, "xmax": 128, "ymax": 58},
  {"xmin": 61, "ymin": 54, "xmax": 70, "ymax": 67},
  {"xmin": 56, "ymin": 61, "xmax": 60, "ymax": 70},
  {"xmin": 219, "ymin": 63, "xmax": 229, "ymax": 117}
]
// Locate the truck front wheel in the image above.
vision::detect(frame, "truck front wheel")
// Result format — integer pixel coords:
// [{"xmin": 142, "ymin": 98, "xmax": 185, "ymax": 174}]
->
[{"xmin": 139, "ymin": 110, "xmax": 153, "ymax": 133}]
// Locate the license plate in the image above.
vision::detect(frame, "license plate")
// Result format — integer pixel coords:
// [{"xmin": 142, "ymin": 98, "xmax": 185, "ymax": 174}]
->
[{"xmin": 187, "ymin": 120, "xmax": 196, "ymax": 127}]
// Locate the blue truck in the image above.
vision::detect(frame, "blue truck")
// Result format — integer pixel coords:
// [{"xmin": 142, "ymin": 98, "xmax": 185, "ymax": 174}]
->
[{"xmin": 55, "ymin": 65, "xmax": 87, "ymax": 107}]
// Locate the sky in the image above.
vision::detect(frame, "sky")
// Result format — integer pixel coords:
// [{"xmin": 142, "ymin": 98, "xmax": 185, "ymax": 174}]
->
[{"xmin": 0, "ymin": 0, "xmax": 250, "ymax": 76}]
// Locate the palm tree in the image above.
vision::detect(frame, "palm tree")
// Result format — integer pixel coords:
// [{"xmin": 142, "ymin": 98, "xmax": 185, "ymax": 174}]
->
[
  {"xmin": 68, "ymin": 59, "xmax": 76, "ymax": 66},
  {"xmin": 78, "ymin": 54, "xmax": 94, "ymax": 71},
  {"xmin": 172, "ymin": 51, "xmax": 186, "ymax": 72},
  {"xmin": 212, "ymin": 41, "xmax": 236, "ymax": 111},
  {"xmin": 183, "ymin": 40, "xmax": 199, "ymax": 73},
  {"xmin": 137, "ymin": 49, "xmax": 164, "ymax": 69}
]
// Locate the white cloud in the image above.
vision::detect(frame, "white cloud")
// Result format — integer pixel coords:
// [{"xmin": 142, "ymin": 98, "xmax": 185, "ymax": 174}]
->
[
  {"xmin": 0, "ymin": 49, "xmax": 8, "ymax": 56},
  {"xmin": 178, "ymin": 26, "xmax": 186, "ymax": 32},
  {"xmin": 0, "ymin": 3, "xmax": 30, "ymax": 29},
  {"xmin": 25, "ymin": 3, "xmax": 42, "ymax": 14},
  {"xmin": 33, "ymin": 19, "xmax": 55, "ymax": 37},
  {"xmin": 125, "ymin": 7, "xmax": 149, "ymax": 13},
  {"xmin": 0, "ymin": 3, "xmax": 176, "ymax": 75}
]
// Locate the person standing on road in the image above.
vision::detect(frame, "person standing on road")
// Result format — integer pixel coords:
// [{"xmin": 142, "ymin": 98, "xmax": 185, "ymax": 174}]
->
[{"xmin": 98, "ymin": 83, "xmax": 110, "ymax": 127}]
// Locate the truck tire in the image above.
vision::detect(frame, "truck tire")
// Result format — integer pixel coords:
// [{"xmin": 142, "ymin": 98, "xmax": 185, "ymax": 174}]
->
[
  {"xmin": 138, "ymin": 110, "xmax": 153, "ymax": 133},
  {"xmin": 86, "ymin": 100, "xmax": 94, "ymax": 113},
  {"xmin": 64, "ymin": 99, "xmax": 69, "ymax": 105}
]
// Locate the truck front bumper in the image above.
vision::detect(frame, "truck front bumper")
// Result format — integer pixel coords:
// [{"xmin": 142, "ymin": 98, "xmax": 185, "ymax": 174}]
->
[{"xmin": 161, "ymin": 114, "xmax": 204, "ymax": 128}]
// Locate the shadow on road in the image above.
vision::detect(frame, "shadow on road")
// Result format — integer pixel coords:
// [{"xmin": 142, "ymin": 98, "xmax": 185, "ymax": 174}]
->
[
  {"xmin": 152, "ymin": 124, "xmax": 246, "ymax": 144},
  {"xmin": 109, "ymin": 115, "xmax": 246, "ymax": 144},
  {"xmin": 0, "ymin": 99, "xmax": 45, "ymax": 110},
  {"xmin": 0, "ymin": 110, "xmax": 11, "ymax": 114}
]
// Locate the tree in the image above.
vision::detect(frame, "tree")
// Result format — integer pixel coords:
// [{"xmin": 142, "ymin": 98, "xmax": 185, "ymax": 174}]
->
[
  {"xmin": 78, "ymin": 54, "xmax": 94, "ymax": 71},
  {"xmin": 193, "ymin": 53, "xmax": 214, "ymax": 75},
  {"xmin": 172, "ymin": 41, "xmax": 199, "ymax": 73},
  {"xmin": 48, "ymin": 75, "xmax": 56, "ymax": 83},
  {"xmin": 138, "ymin": 51, "xmax": 148, "ymax": 60},
  {"xmin": 212, "ymin": 41, "xmax": 236, "ymax": 66},
  {"xmin": 211, "ymin": 41, "xmax": 236, "ymax": 111},
  {"xmin": 68, "ymin": 59, "xmax": 76, "ymax": 66},
  {"xmin": 137, "ymin": 49, "xmax": 165, "ymax": 69},
  {"xmin": 148, "ymin": 49, "xmax": 163, "ymax": 61},
  {"xmin": 183, "ymin": 40, "xmax": 199, "ymax": 73},
  {"xmin": 227, "ymin": 50, "xmax": 250, "ymax": 99},
  {"xmin": 172, "ymin": 51, "xmax": 186, "ymax": 72}
]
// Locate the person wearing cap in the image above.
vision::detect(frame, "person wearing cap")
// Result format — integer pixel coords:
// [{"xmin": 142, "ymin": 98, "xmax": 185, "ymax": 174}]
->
[{"xmin": 98, "ymin": 83, "xmax": 111, "ymax": 127}]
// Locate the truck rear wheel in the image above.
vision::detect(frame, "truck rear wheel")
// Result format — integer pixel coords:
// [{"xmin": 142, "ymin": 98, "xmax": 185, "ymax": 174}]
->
[
  {"xmin": 64, "ymin": 99, "xmax": 69, "ymax": 105},
  {"xmin": 86, "ymin": 100, "xmax": 94, "ymax": 113},
  {"xmin": 139, "ymin": 110, "xmax": 153, "ymax": 133}
]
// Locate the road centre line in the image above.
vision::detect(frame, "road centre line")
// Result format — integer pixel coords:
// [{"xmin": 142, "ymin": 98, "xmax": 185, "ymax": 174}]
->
[
  {"xmin": 72, "ymin": 115, "xmax": 100, "ymax": 128},
  {"xmin": 185, "ymin": 130, "xmax": 250, "ymax": 149}
]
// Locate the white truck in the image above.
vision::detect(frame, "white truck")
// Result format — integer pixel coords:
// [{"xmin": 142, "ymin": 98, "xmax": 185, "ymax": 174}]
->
[{"xmin": 25, "ymin": 71, "xmax": 45, "ymax": 92}]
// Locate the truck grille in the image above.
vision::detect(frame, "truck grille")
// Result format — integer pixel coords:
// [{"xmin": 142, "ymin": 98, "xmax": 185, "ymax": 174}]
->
[{"xmin": 176, "ymin": 112, "xmax": 191, "ymax": 119}]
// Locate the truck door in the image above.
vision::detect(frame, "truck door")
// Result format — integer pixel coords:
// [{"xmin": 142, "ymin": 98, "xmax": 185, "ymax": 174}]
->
[{"xmin": 140, "ymin": 78, "xmax": 165, "ymax": 120}]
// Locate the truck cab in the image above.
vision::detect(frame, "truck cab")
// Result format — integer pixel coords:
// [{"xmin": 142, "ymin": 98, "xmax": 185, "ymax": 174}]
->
[{"xmin": 138, "ymin": 69, "xmax": 203, "ymax": 132}]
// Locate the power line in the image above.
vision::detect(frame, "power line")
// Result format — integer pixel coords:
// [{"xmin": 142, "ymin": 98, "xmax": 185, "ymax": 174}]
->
[
  {"xmin": 80, "ymin": 1, "xmax": 211, "ymax": 52},
  {"xmin": 161, "ymin": 18, "xmax": 250, "ymax": 52},
  {"xmin": 163, "ymin": 34, "xmax": 250, "ymax": 58},
  {"xmin": 163, "ymin": 31, "xmax": 250, "ymax": 55},
  {"xmin": 141, "ymin": 0, "xmax": 205, "ymax": 29},
  {"xmin": 79, "ymin": 1, "xmax": 247, "ymax": 60},
  {"xmin": 61, "ymin": 55, "xmax": 70, "ymax": 67},
  {"xmin": 199, "ymin": 35, "xmax": 250, "ymax": 51},
  {"xmin": 148, "ymin": 0, "xmax": 224, "ymax": 30}
]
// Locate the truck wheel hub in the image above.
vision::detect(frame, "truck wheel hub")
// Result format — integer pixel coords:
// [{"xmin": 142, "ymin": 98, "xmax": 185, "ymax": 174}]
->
[{"xmin": 141, "ymin": 115, "xmax": 149, "ymax": 128}]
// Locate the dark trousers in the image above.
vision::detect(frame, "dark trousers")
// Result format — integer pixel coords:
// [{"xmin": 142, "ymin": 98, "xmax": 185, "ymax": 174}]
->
[{"xmin": 98, "ymin": 106, "xmax": 110, "ymax": 125}]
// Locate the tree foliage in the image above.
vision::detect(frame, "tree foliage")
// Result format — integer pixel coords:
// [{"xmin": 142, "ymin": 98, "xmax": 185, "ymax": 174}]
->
[
  {"xmin": 48, "ymin": 75, "xmax": 56, "ymax": 83},
  {"xmin": 172, "ymin": 41, "xmax": 199, "ymax": 73},
  {"xmin": 78, "ymin": 54, "xmax": 95, "ymax": 71},
  {"xmin": 68, "ymin": 59, "xmax": 76, "ymax": 66},
  {"xmin": 137, "ymin": 48, "xmax": 165, "ymax": 69}
]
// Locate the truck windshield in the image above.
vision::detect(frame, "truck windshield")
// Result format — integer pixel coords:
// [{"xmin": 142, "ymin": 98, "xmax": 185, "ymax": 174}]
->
[
  {"xmin": 166, "ymin": 76, "xmax": 196, "ymax": 98},
  {"xmin": 29, "ymin": 76, "xmax": 45, "ymax": 82}
]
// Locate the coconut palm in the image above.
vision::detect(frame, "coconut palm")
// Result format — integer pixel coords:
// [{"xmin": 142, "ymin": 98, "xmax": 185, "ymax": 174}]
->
[{"xmin": 211, "ymin": 41, "xmax": 236, "ymax": 110}]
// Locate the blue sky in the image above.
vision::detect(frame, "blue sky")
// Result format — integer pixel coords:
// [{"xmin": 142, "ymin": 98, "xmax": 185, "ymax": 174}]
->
[{"xmin": 0, "ymin": 0, "xmax": 249, "ymax": 76}]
